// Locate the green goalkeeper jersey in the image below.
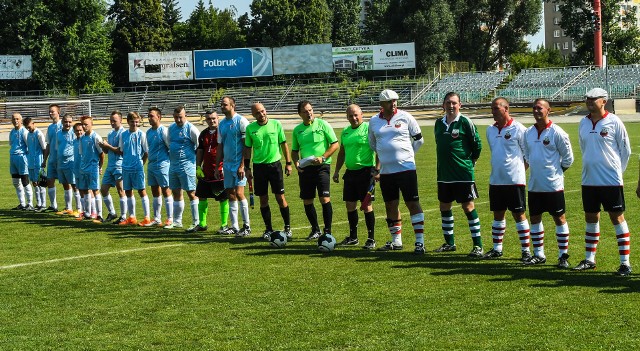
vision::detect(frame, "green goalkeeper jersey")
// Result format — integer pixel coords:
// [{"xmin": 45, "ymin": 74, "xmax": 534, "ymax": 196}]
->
[{"xmin": 434, "ymin": 114, "xmax": 482, "ymax": 182}]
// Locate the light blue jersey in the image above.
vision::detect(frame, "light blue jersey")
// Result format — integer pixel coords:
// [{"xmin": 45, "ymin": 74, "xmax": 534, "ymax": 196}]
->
[
  {"xmin": 168, "ymin": 121, "xmax": 198, "ymax": 173},
  {"xmin": 80, "ymin": 131, "xmax": 103, "ymax": 173},
  {"xmin": 10, "ymin": 127, "xmax": 28, "ymax": 156},
  {"xmin": 73, "ymin": 138, "xmax": 82, "ymax": 177},
  {"xmin": 46, "ymin": 121, "xmax": 62, "ymax": 163},
  {"xmin": 56, "ymin": 128, "xmax": 76, "ymax": 170},
  {"xmin": 146, "ymin": 125, "xmax": 170, "ymax": 170},
  {"xmin": 218, "ymin": 114, "xmax": 249, "ymax": 171},
  {"xmin": 119, "ymin": 129, "xmax": 148, "ymax": 172},
  {"xmin": 106, "ymin": 127, "xmax": 125, "ymax": 170},
  {"xmin": 27, "ymin": 129, "xmax": 46, "ymax": 170}
]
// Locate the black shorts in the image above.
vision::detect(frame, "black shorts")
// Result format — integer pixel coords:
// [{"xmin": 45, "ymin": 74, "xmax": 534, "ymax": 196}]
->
[
  {"xmin": 379, "ymin": 170, "xmax": 419, "ymax": 202},
  {"xmin": 489, "ymin": 185, "xmax": 526, "ymax": 212},
  {"xmin": 195, "ymin": 179, "xmax": 228, "ymax": 201},
  {"xmin": 253, "ymin": 162, "xmax": 285, "ymax": 196},
  {"xmin": 528, "ymin": 191, "xmax": 565, "ymax": 217},
  {"xmin": 343, "ymin": 167, "xmax": 375, "ymax": 202},
  {"xmin": 299, "ymin": 164, "xmax": 331, "ymax": 199},
  {"xmin": 437, "ymin": 182, "xmax": 478, "ymax": 204},
  {"xmin": 582, "ymin": 186, "xmax": 625, "ymax": 213}
]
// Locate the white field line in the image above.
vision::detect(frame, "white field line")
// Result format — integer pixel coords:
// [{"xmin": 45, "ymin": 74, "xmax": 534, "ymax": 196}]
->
[{"xmin": 0, "ymin": 244, "xmax": 184, "ymax": 270}]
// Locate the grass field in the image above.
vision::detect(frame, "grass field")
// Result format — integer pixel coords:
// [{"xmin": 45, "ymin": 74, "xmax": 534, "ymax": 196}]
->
[{"xmin": 1, "ymin": 121, "xmax": 640, "ymax": 350}]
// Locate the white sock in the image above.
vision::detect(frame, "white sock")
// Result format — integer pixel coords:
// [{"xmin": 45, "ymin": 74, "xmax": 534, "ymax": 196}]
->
[
  {"xmin": 75, "ymin": 190, "xmax": 83, "ymax": 212},
  {"xmin": 173, "ymin": 200, "xmax": 185, "ymax": 224},
  {"xmin": 104, "ymin": 194, "xmax": 115, "ymax": 216},
  {"xmin": 229, "ymin": 201, "xmax": 239, "ymax": 230},
  {"xmin": 24, "ymin": 183, "xmax": 33, "ymax": 207},
  {"xmin": 153, "ymin": 196, "xmax": 162, "ymax": 221},
  {"xmin": 127, "ymin": 196, "xmax": 136, "ymax": 217},
  {"xmin": 85, "ymin": 194, "xmax": 94, "ymax": 216},
  {"xmin": 64, "ymin": 189, "xmax": 73, "ymax": 210},
  {"xmin": 239, "ymin": 198, "xmax": 250, "ymax": 227},
  {"xmin": 165, "ymin": 196, "xmax": 174, "ymax": 221},
  {"xmin": 48, "ymin": 187, "xmax": 57, "ymax": 209},
  {"xmin": 191, "ymin": 199, "xmax": 199, "ymax": 226},
  {"xmin": 95, "ymin": 194, "xmax": 103, "ymax": 217},
  {"xmin": 36, "ymin": 186, "xmax": 44, "ymax": 207},
  {"xmin": 141, "ymin": 195, "xmax": 150, "ymax": 218},
  {"xmin": 119, "ymin": 196, "xmax": 127, "ymax": 218},
  {"xmin": 13, "ymin": 178, "xmax": 25, "ymax": 206}
]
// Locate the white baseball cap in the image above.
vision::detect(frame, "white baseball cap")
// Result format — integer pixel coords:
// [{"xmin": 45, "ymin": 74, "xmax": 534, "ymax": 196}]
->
[
  {"xmin": 585, "ymin": 88, "xmax": 608, "ymax": 100},
  {"xmin": 379, "ymin": 89, "xmax": 399, "ymax": 102}
]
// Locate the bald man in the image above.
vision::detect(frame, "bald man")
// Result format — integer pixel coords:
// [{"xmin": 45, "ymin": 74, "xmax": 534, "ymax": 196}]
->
[{"xmin": 245, "ymin": 103, "xmax": 293, "ymax": 240}]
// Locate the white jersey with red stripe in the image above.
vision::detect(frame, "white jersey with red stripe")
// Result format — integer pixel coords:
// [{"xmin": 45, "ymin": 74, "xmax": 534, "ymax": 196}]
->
[
  {"xmin": 578, "ymin": 112, "xmax": 631, "ymax": 186},
  {"xmin": 486, "ymin": 118, "xmax": 527, "ymax": 186},
  {"xmin": 524, "ymin": 121, "xmax": 574, "ymax": 192},
  {"xmin": 368, "ymin": 109, "xmax": 422, "ymax": 174}
]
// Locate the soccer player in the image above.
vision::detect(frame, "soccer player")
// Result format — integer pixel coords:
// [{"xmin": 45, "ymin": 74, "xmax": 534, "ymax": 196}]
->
[
  {"xmin": 77, "ymin": 116, "xmax": 104, "ymax": 221},
  {"xmin": 40, "ymin": 104, "xmax": 62, "ymax": 212},
  {"xmin": 291, "ymin": 100, "xmax": 339, "ymax": 241},
  {"xmin": 483, "ymin": 97, "xmax": 532, "ymax": 262},
  {"xmin": 523, "ymin": 98, "xmax": 574, "ymax": 268},
  {"xmin": 55, "ymin": 113, "xmax": 81, "ymax": 215},
  {"xmin": 434, "ymin": 91, "xmax": 483, "ymax": 257},
  {"xmin": 9, "ymin": 112, "xmax": 32, "ymax": 210},
  {"xmin": 97, "ymin": 111, "xmax": 126, "ymax": 223},
  {"xmin": 145, "ymin": 107, "xmax": 173, "ymax": 226},
  {"xmin": 192, "ymin": 110, "xmax": 231, "ymax": 234},
  {"xmin": 24, "ymin": 117, "xmax": 46, "ymax": 211},
  {"xmin": 214, "ymin": 97, "xmax": 251, "ymax": 237},
  {"xmin": 166, "ymin": 105, "xmax": 200, "ymax": 231},
  {"xmin": 72, "ymin": 122, "xmax": 85, "ymax": 218},
  {"xmin": 332, "ymin": 104, "xmax": 377, "ymax": 250},
  {"xmin": 368, "ymin": 90, "xmax": 426, "ymax": 254},
  {"xmin": 244, "ymin": 103, "xmax": 293, "ymax": 240},
  {"xmin": 574, "ymin": 88, "xmax": 632, "ymax": 276},
  {"xmin": 116, "ymin": 112, "xmax": 151, "ymax": 226}
]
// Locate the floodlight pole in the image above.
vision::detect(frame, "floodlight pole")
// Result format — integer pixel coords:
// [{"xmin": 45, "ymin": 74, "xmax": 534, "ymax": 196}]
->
[{"xmin": 594, "ymin": 0, "xmax": 603, "ymax": 67}]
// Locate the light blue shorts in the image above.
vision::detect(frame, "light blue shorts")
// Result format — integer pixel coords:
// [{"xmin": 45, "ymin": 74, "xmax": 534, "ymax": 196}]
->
[
  {"xmin": 223, "ymin": 167, "xmax": 247, "ymax": 189},
  {"xmin": 28, "ymin": 167, "xmax": 42, "ymax": 183},
  {"xmin": 169, "ymin": 169, "xmax": 196, "ymax": 191},
  {"xmin": 101, "ymin": 167, "xmax": 123, "ymax": 186},
  {"xmin": 10, "ymin": 154, "xmax": 28, "ymax": 176},
  {"xmin": 46, "ymin": 158, "xmax": 58, "ymax": 179},
  {"xmin": 79, "ymin": 169, "xmax": 100, "ymax": 191},
  {"xmin": 123, "ymin": 170, "xmax": 146, "ymax": 191},
  {"xmin": 147, "ymin": 166, "xmax": 169, "ymax": 188},
  {"xmin": 58, "ymin": 168, "xmax": 76, "ymax": 185}
]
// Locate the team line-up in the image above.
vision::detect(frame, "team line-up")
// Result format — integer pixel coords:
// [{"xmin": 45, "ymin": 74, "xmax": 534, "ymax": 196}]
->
[{"xmin": 6, "ymin": 88, "xmax": 637, "ymax": 276}]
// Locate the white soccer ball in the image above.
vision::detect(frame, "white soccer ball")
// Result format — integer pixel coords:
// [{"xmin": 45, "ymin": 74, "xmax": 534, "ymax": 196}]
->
[
  {"xmin": 269, "ymin": 231, "xmax": 288, "ymax": 248},
  {"xmin": 317, "ymin": 233, "xmax": 337, "ymax": 252}
]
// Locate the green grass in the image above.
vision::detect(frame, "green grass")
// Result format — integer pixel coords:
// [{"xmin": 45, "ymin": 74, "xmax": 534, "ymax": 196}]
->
[{"xmin": 1, "ymin": 121, "xmax": 640, "ymax": 350}]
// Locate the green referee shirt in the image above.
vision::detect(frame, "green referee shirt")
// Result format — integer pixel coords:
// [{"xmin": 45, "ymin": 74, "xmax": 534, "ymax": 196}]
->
[
  {"xmin": 434, "ymin": 114, "xmax": 482, "ymax": 182},
  {"xmin": 292, "ymin": 119, "xmax": 338, "ymax": 164},
  {"xmin": 340, "ymin": 122, "xmax": 375, "ymax": 170},
  {"xmin": 245, "ymin": 119, "xmax": 285, "ymax": 164}
]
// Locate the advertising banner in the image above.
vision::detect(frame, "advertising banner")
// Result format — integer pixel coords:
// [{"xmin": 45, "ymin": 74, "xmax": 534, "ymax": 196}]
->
[
  {"xmin": 0, "ymin": 55, "xmax": 32, "ymax": 79},
  {"xmin": 194, "ymin": 47, "xmax": 273, "ymax": 79},
  {"xmin": 273, "ymin": 44, "xmax": 333, "ymax": 75},
  {"xmin": 332, "ymin": 43, "xmax": 416, "ymax": 71},
  {"xmin": 128, "ymin": 51, "xmax": 193, "ymax": 82}
]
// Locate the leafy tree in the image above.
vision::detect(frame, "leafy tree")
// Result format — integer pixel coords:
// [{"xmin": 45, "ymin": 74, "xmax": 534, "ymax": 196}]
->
[
  {"xmin": 109, "ymin": 0, "xmax": 171, "ymax": 85},
  {"xmin": 508, "ymin": 46, "xmax": 567, "ymax": 72},
  {"xmin": 174, "ymin": 0, "xmax": 245, "ymax": 50},
  {"xmin": 361, "ymin": 0, "xmax": 390, "ymax": 44},
  {"xmin": 557, "ymin": 0, "xmax": 640, "ymax": 65},
  {"xmin": 246, "ymin": 0, "xmax": 331, "ymax": 46},
  {"xmin": 326, "ymin": 0, "xmax": 362, "ymax": 46},
  {"xmin": 162, "ymin": 0, "xmax": 182, "ymax": 45}
]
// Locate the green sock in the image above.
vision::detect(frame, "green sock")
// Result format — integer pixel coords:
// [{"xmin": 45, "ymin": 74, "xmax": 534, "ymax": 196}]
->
[
  {"xmin": 220, "ymin": 199, "xmax": 229, "ymax": 227},
  {"xmin": 441, "ymin": 210, "xmax": 455, "ymax": 245},
  {"xmin": 466, "ymin": 209, "xmax": 482, "ymax": 248},
  {"xmin": 198, "ymin": 200, "xmax": 209, "ymax": 227}
]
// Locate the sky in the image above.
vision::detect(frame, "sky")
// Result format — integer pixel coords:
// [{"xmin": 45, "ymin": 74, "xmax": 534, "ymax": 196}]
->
[{"xmin": 176, "ymin": 0, "xmax": 545, "ymax": 49}]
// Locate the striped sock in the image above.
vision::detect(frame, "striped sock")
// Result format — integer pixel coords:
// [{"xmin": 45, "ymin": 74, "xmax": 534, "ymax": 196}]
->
[
  {"xmin": 387, "ymin": 218, "xmax": 402, "ymax": 246},
  {"xmin": 615, "ymin": 221, "xmax": 630, "ymax": 265},
  {"xmin": 516, "ymin": 220, "xmax": 531, "ymax": 253},
  {"xmin": 585, "ymin": 222, "xmax": 600, "ymax": 263},
  {"xmin": 441, "ymin": 210, "xmax": 454, "ymax": 245},
  {"xmin": 556, "ymin": 223, "xmax": 570, "ymax": 257},
  {"xmin": 491, "ymin": 219, "xmax": 506, "ymax": 252},
  {"xmin": 466, "ymin": 209, "xmax": 482, "ymax": 247},
  {"xmin": 411, "ymin": 212, "xmax": 425, "ymax": 244},
  {"xmin": 530, "ymin": 222, "xmax": 545, "ymax": 258}
]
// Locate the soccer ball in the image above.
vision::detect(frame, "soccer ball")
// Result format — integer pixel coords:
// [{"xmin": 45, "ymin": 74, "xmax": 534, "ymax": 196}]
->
[
  {"xmin": 269, "ymin": 231, "xmax": 288, "ymax": 248},
  {"xmin": 317, "ymin": 233, "xmax": 337, "ymax": 252}
]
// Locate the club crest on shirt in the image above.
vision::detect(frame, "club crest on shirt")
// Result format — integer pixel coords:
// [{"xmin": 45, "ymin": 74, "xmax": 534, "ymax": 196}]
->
[
  {"xmin": 543, "ymin": 136, "xmax": 550, "ymax": 145},
  {"xmin": 451, "ymin": 129, "xmax": 460, "ymax": 138},
  {"xmin": 394, "ymin": 122, "xmax": 402, "ymax": 129},
  {"xmin": 599, "ymin": 127, "xmax": 609, "ymax": 137},
  {"xmin": 504, "ymin": 131, "xmax": 511, "ymax": 140}
]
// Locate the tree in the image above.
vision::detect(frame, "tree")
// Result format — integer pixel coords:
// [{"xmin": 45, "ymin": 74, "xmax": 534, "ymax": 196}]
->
[
  {"xmin": 162, "ymin": 0, "xmax": 182, "ymax": 45},
  {"xmin": 557, "ymin": 0, "xmax": 640, "ymax": 65},
  {"xmin": 246, "ymin": 0, "xmax": 331, "ymax": 46},
  {"xmin": 361, "ymin": 0, "xmax": 390, "ymax": 45},
  {"xmin": 174, "ymin": 0, "xmax": 245, "ymax": 50},
  {"xmin": 508, "ymin": 46, "xmax": 567, "ymax": 72},
  {"xmin": 109, "ymin": 0, "xmax": 172, "ymax": 85},
  {"xmin": 326, "ymin": 0, "xmax": 362, "ymax": 46}
]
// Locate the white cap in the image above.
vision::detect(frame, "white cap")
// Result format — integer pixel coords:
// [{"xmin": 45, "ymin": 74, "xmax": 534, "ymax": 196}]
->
[
  {"xmin": 379, "ymin": 89, "xmax": 399, "ymax": 102},
  {"xmin": 585, "ymin": 88, "xmax": 608, "ymax": 100}
]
